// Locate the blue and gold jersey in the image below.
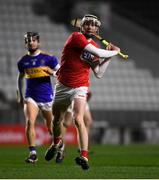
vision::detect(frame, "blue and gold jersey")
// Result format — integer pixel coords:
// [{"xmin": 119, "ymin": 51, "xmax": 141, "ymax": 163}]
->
[{"xmin": 17, "ymin": 51, "xmax": 59, "ymax": 103}]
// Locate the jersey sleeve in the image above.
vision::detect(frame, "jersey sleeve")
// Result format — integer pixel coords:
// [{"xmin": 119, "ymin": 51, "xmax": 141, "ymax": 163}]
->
[
  {"xmin": 17, "ymin": 60, "xmax": 24, "ymax": 73},
  {"xmin": 71, "ymin": 32, "xmax": 90, "ymax": 49},
  {"xmin": 49, "ymin": 56, "xmax": 59, "ymax": 69}
]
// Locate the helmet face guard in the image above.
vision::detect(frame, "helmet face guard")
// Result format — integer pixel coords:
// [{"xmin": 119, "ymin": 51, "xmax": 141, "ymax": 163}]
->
[
  {"xmin": 24, "ymin": 32, "xmax": 40, "ymax": 43},
  {"xmin": 80, "ymin": 14, "xmax": 101, "ymax": 37},
  {"xmin": 81, "ymin": 14, "xmax": 101, "ymax": 27}
]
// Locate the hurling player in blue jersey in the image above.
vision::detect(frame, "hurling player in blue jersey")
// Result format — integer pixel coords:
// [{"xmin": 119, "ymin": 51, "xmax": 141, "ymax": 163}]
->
[{"xmin": 17, "ymin": 32, "xmax": 60, "ymax": 163}]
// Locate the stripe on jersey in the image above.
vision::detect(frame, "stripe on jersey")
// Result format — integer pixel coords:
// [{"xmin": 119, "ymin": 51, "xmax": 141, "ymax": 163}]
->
[{"xmin": 24, "ymin": 66, "xmax": 50, "ymax": 78}]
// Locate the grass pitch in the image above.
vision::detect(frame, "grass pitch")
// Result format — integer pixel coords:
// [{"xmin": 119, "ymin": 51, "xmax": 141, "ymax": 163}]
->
[{"xmin": 0, "ymin": 144, "xmax": 159, "ymax": 179}]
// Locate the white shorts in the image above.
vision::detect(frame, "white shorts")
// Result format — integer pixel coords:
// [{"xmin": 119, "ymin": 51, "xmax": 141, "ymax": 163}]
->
[
  {"xmin": 54, "ymin": 81, "xmax": 88, "ymax": 106},
  {"xmin": 25, "ymin": 97, "xmax": 53, "ymax": 111}
]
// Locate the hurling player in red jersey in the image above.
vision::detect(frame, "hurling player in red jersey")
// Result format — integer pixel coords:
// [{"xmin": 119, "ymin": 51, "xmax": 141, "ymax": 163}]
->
[{"xmin": 45, "ymin": 14, "xmax": 120, "ymax": 170}]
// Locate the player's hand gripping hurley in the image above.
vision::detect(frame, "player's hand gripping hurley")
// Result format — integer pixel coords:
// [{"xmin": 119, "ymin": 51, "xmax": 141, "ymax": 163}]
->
[{"xmin": 71, "ymin": 18, "xmax": 129, "ymax": 60}]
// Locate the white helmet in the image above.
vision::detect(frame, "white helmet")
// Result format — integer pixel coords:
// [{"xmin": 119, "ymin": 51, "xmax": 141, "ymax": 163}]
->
[
  {"xmin": 80, "ymin": 14, "xmax": 101, "ymax": 37},
  {"xmin": 81, "ymin": 14, "xmax": 101, "ymax": 27}
]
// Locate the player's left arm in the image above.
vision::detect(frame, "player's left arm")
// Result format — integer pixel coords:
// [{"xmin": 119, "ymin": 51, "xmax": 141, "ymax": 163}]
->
[
  {"xmin": 45, "ymin": 64, "xmax": 60, "ymax": 77},
  {"xmin": 91, "ymin": 58, "xmax": 110, "ymax": 79},
  {"xmin": 43, "ymin": 55, "xmax": 60, "ymax": 77},
  {"xmin": 91, "ymin": 43, "xmax": 120, "ymax": 79}
]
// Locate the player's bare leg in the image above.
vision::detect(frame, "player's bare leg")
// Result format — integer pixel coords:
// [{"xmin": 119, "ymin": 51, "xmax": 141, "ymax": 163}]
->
[
  {"xmin": 77, "ymin": 105, "xmax": 92, "ymax": 150},
  {"xmin": 84, "ymin": 108, "xmax": 92, "ymax": 135},
  {"xmin": 54, "ymin": 110, "xmax": 73, "ymax": 163},
  {"xmin": 84, "ymin": 105, "xmax": 94, "ymax": 155},
  {"xmin": 73, "ymin": 98, "xmax": 89, "ymax": 170},
  {"xmin": 45, "ymin": 104, "xmax": 67, "ymax": 161},
  {"xmin": 42, "ymin": 110, "xmax": 53, "ymax": 135},
  {"xmin": 24, "ymin": 101, "xmax": 39, "ymax": 163},
  {"xmin": 55, "ymin": 128, "xmax": 65, "ymax": 164}
]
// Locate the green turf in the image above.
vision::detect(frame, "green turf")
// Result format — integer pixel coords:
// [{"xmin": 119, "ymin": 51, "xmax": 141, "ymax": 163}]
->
[{"xmin": 1, "ymin": 144, "xmax": 159, "ymax": 179}]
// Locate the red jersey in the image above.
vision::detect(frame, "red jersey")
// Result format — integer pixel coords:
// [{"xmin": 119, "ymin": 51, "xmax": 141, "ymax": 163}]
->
[{"xmin": 57, "ymin": 32, "xmax": 98, "ymax": 87}]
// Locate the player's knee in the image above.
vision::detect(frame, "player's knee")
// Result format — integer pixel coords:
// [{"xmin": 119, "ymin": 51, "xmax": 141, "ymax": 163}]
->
[
  {"xmin": 63, "ymin": 121, "xmax": 69, "ymax": 128},
  {"xmin": 74, "ymin": 115, "xmax": 84, "ymax": 128},
  {"xmin": 47, "ymin": 124, "xmax": 53, "ymax": 135},
  {"xmin": 53, "ymin": 116, "xmax": 63, "ymax": 127},
  {"xmin": 26, "ymin": 119, "xmax": 35, "ymax": 129},
  {"xmin": 53, "ymin": 119, "xmax": 60, "ymax": 127},
  {"xmin": 85, "ymin": 120, "xmax": 92, "ymax": 129}
]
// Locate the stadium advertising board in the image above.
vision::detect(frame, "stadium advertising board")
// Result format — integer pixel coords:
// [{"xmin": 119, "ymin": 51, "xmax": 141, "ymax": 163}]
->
[{"xmin": 0, "ymin": 124, "xmax": 77, "ymax": 145}]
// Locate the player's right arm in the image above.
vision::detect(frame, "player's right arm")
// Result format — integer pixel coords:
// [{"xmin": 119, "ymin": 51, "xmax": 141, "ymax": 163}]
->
[
  {"xmin": 84, "ymin": 43, "xmax": 120, "ymax": 58},
  {"xmin": 72, "ymin": 32, "xmax": 120, "ymax": 58},
  {"xmin": 71, "ymin": 32, "xmax": 120, "ymax": 78},
  {"xmin": 16, "ymin": 72, "xmax": 25, "ymax": 106}
]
